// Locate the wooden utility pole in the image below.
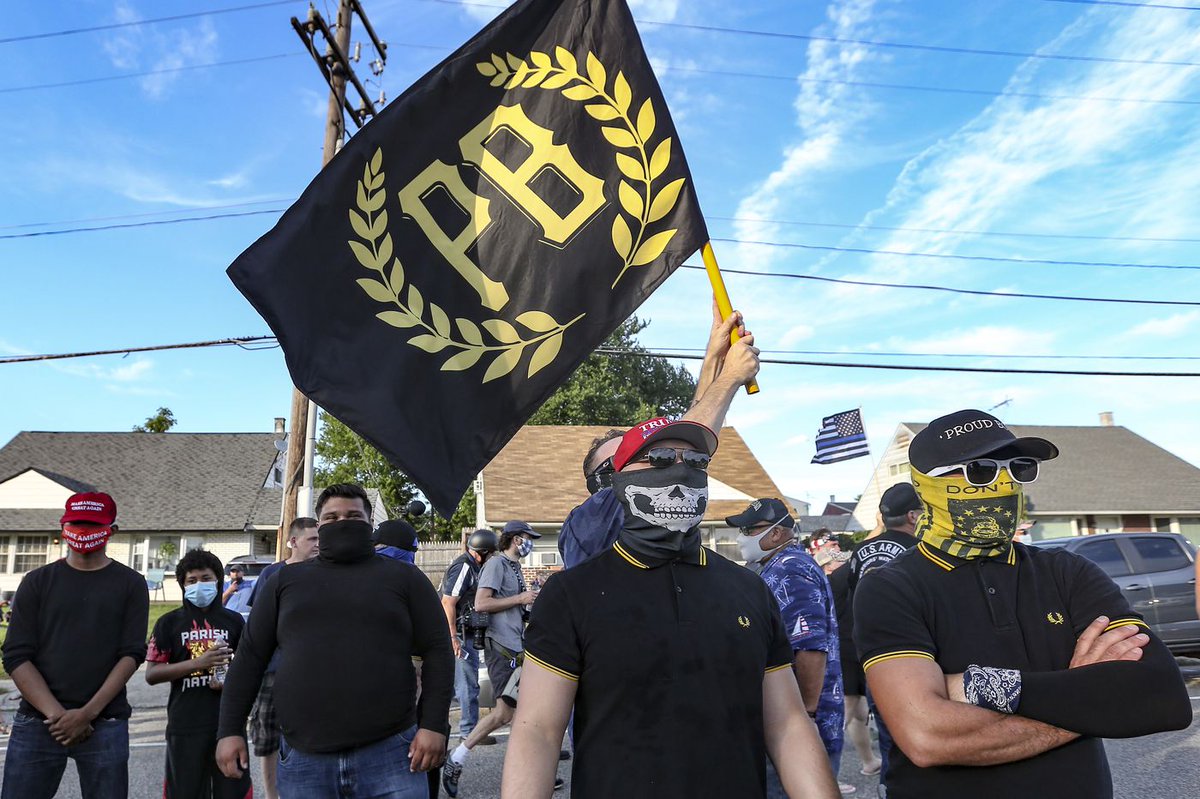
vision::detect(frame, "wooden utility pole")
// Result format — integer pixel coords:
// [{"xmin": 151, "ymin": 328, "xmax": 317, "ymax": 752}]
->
[{"xmin": 279, "ymin": 0, "xmax": 386, "ymax": 556}]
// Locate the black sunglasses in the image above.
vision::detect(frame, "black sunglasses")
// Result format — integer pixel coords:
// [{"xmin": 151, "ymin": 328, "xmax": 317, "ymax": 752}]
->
[
  {"xmin": 634, "ymin": 447, "xmax": 711, "ymax": 470},
  {"xmin": 585, "ymin": 457, "xmax": 616, "ymax": 494}
]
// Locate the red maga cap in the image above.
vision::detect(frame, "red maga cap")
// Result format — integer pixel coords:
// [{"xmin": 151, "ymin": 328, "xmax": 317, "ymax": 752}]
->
[
  {"xmin": 60, "ymin": 492, "xmax": 117, "ymax": 526},
  {"xmin": 611, "ymin": 417, "xmax": 719, "ymax": 472}
]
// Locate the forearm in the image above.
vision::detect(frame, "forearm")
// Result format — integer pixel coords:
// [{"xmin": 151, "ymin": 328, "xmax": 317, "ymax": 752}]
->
[
  {"xmin": 146, "ymin": 660, "xmax": 201, "ymax": 685},
  {"xmin": 501, "ymin": 715, "xmax": 565, "ymax": 798},
  {"xmin": 1018, "ymin": 638, "xmax": 1193, "ymax": 737},
  {"xmin": 474, "ymin": 593, "xmax": 524, "ymax": 612},
  {"xmin": 768, "ymin": 711, "xmax": 839, "ymax": 798},
  {"xmin": 412, "ymin": 584, "xmax": 455, "ymax": 735},
  {"xmin": 10, "ymin": 662, "xmax": 66, "ymax": 718},
  {"xmin": 82, "ymin": 656, "xmax": 139, "ymax": 719},
  {"xmin": 441, "ymin": 596, "xmax": 460, "ymax": 639},
  {"xmin": 793, "ymin": 651, "xmax": 826, "ymax": 714},
  {"xmin": 682, "ymin": 375, "xmax": 739, "ymax": 431},
  {"xmin": 899, "ymin": 697, "xmax": 1078, "ymax": 767}
]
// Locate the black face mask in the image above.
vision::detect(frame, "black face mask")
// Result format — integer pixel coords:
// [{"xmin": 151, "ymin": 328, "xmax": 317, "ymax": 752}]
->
[
  {"xmin": 611, "ymin": 462, "xmax": 708, "ymax": 564},
  {"xmin": 318, "ymin": 519, "xmax": 375, "ymax": 564},
  {"xmin": 585, "ymin": 457, "xmax": 615, "ymax": 495}
]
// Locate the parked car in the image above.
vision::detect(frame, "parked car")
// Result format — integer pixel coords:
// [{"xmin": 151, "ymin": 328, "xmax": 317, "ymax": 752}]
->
[
  {"xmin": 1032, "ymin": 532, "xmax": 1199, "ymax": 653},
  {"xmin": 224, "ymin": 554, "xmax": 276, "ymax": 588}
]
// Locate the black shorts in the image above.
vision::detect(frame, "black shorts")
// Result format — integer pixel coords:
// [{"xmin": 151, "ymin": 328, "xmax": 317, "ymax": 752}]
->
[
  {"xmin": 484, "ymin": 639, "xmax": 522, "ymax": 708},
  {"xmin": 164, "ymin": 731, "xmax": 253, "ymax": 799},
  {"xmin": 249, "ymin": 671, "xmax": 280, "ymax": 756},
  {"xmin": 841, "ymin": 653, "xmax": 866, "ymax": 697}
]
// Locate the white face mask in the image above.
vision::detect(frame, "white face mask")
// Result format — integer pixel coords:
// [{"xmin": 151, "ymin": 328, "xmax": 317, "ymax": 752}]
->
[{"xmin": 735, "ymin": 517, "xmax": 788, "ymax": 565}]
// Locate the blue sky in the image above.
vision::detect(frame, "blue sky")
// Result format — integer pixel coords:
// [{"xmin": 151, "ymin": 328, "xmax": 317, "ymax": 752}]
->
[{"xmin": 3, "ymin": 0, "xmax": 1200, "ymax": 509}]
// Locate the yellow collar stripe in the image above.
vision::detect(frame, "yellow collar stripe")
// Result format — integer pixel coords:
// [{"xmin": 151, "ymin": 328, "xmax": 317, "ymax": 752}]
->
[
  {"xmin": 525, "ymin": 652, "xmax": 579, "ymax": 682},
  {"xmin": 918, "ymin": 542, "xmax": 956, "ymax": 571},
  {"xmin": 613, "ymin": 541, "xmax": 650, "ymax": 569},
  {"xmin": 862, "ymin": 651, "xmax": 937, "ymax": 671}
]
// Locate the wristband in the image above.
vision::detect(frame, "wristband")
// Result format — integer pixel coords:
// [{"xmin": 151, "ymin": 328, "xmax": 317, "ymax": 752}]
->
[{"xmin": 962, "ymin": 664, "xmax": 1022, "ymax": 714}]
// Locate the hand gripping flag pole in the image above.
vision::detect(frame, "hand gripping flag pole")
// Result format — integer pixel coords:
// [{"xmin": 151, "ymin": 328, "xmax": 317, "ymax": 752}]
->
[{"xmin": 701, "ymin": 241, "xmax": 760, "ymax": 394}]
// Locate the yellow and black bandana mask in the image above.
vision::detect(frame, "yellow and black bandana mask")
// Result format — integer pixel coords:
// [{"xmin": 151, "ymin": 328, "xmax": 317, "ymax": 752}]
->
[{"xmin": 911, "ymin": 467, "xmax": 1024, "ymax": 560}]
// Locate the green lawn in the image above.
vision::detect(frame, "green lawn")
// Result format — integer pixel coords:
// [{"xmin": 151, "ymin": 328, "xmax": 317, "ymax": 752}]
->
[{"xmin": 0, "ymin": 601, "xmax": 177, "ymax": 680}]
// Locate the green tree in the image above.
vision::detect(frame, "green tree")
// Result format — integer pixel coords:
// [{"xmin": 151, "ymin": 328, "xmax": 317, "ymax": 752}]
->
[
  {"xmin": 314, "ymin": 413, "xmax": 474, "ymax": 541},
  {"xmin": 528, "ymin": 316, "xmax": 695, "ymax": 426},
  {"xmin": 133, "ymin": 407, "xmax": 176, "ymax": 433}
]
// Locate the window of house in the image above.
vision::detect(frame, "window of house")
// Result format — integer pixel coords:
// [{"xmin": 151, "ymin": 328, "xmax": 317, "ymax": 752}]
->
[
  {"xmin": 1032, "ymin": 517, "xmax": 1075, "ymax": 540},
  {"xmin": 1153, "ymin": 517, "xmax": 1173, "ymax": 534},
  {"xmin": 1177, "ymin": 517, "xmax": 1200, "ymax": 547},
  {"xmin": 1075, "ymin": 539, "xmax": 1132, "ymax": 578},
  {"xmin": 14, "ymin": 536, "xmax": 50, "ymax": 573},
  {"xmin": 711, "ymin": 527, "xmax": 741, "ymax": 562},
  {"xmin": 147, "ymin": 536, "xmax": 182, "ymax": 571},
  {"xmin": 0, "ymin": 536, "xmax": 10, "ymax": 574},
  {"xmin": 1129, "ymin": 537, "xmax": 1190, "ymax": 573},
  {"xmin": 888, "ymin": 462, "xmax": 911, "ymax": 477}
]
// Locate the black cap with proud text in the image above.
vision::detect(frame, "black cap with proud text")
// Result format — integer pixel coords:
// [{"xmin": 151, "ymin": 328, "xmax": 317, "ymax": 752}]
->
[{"xmin": 909, "ymin": 409, "xmax": 1059, "ymax": 473}]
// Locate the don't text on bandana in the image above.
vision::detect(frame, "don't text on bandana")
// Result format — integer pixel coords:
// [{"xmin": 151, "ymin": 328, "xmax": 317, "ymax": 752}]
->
[{"xmin": 911, "ymin": 467, "xmax": 1023, "ymax": 560}]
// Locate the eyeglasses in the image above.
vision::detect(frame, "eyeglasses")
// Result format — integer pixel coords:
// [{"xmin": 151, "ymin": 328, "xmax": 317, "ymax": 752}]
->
[
  {"xmin": 634, "ymin": 447, "xmax": 711, "ymax": 470},
  {"xmin": 739, "ymin": 517, "xmax": 788, "ymax": 538},
  {"xmin": 926, "ymin": 457, "xmax": 1040, "ymax": 487}
]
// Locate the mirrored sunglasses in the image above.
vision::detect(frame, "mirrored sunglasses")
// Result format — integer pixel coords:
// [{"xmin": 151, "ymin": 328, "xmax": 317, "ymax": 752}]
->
[
  {"xmin": 635, "ymin": 446, "xmax": 711, "ymax": 470},
  {"xmin": 926, "ymin": 456, "xmax": 1040, "ymax": 487}
]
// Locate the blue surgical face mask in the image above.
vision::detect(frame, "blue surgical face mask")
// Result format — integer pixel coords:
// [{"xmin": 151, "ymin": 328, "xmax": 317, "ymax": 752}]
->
[
  {"xmin": 516, "ymin": 537, "xmax": 534, "ymax": 558},
  {"xmin": 185, "ymin": 581, "xmax": 218, "ymax": 608}
]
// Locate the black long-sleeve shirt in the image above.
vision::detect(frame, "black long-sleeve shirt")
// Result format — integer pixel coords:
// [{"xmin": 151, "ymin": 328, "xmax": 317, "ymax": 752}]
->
[
  {"xmin": 217, "ymin": 550, "xmax": 454, "ymax": 753},
  {"xmin": 1, "ymin": 559, "xmax": 149, "ymax": 720}
]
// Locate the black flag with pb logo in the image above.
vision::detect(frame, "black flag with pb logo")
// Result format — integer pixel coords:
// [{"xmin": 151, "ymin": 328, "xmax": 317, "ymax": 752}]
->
[{"xmin": 227, "ymin": 0, "xmax": 708, "ymax": 515}]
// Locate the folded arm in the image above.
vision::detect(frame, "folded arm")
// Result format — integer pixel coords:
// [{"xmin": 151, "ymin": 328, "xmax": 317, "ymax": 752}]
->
[{"xmin": 867, "ymin": 656, "xmax": 1078, "ymax": 768}]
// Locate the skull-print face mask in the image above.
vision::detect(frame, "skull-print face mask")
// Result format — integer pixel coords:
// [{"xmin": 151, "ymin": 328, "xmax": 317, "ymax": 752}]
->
[{"xmin": 611, "ymin": 462, "xmax": 708, "ymax": 564}]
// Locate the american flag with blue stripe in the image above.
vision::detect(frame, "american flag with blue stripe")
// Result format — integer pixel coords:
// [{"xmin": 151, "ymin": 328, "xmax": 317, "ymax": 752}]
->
[{"xmin": 811, "ymin": 409, "xmax": 870, "ymax": 464}]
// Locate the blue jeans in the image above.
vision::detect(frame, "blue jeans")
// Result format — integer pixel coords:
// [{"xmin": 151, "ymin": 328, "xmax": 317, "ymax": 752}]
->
[
  {"xmin": 455, "ymin": 641, "xmax": 480, "ymax": 738},
  {"xmin": 1, "ymin": 712, "xmax": 129, "ymax": 799},
  {"xmin": 278, "ymin": 725, "xmax": 429, "ymax": 799}
]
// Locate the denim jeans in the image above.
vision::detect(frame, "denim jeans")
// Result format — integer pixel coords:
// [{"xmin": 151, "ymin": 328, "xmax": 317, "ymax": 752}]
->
[
  {"xmin": 277, "ymin": 725, "xmax": 429, "ymax": 799},
  {"xmin": 1, "ymin": 712, "xmax": 129, "ymax": 799},
  {"xmin": 455, "ymin": 642, "xmax": 480, "ymax": 738}
]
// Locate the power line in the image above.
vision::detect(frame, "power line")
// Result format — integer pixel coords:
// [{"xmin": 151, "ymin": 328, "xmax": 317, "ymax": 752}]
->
[
  {"xmin": 0, "ymin": 200, "xmax": 292, "ymax": 231},
  {"xmin": 0, "ymin": 53, "xmax": 301, "ymax": 95},
  {"xmin": 1044, "ymin": 0, "xmax": 1200, "ymax": 10},
  {"xmin": 638, "ymin": 346, "xmax": 1200, "ymax": 362},
  {"xmin": 0, "ymin": 337, "xmax": 277, "ymax": 365},
  {"xmin": 427, "ymin": 0, "xmax": 1200, "ymax": 67},
  {"xmin": 6, "ymin": 335, "xmax": 1199, "ymax": 377},
  {"xmin": 678, "ymin": 264, "xmax": 1200, "ymax": 307},
  {"xmin": 0, "ymin": 209, "xmax": 287, "ymax": 240},
  {"xmin": 595, "ymin": 348, "xmax": 1200, "ymax": 378},
  {"xmin": 710, "ymin": 215, "xmax": 1200, "ymax": 245},
  {"xmin": 0, "ymin": 1, "xmax": 301, "ymax": 45},
  {"xmin": 710, "ymin": 238, "xmax": 1199, "ymax": 272},
  {"xmin": 7, "ymin": 208, "xmax": 1198, "ymax": 276}
]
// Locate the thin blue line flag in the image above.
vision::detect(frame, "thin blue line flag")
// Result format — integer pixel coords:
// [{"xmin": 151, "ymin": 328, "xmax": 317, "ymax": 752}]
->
[{"xmin": 811, "ymin": 409, "xmax": 870, "ymax": 464}]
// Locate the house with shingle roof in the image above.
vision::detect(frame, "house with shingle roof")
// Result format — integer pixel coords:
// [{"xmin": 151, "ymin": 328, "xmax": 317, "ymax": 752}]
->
[
  {"xmin": 0, "ymin": 428, "xmax": 289, "ymax": 599},
  {"xmin": 853, "ymin": 413, "xmax": 1200, "ymax": 545},
  {"xmin": 478, "ymin": 424, "xmax": 787, "ymax": 565}
]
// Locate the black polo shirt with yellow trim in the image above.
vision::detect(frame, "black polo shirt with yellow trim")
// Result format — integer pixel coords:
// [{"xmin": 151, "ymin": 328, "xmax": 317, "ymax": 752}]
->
[
  {"xmin": 853, "ymin": 540, "xmax": 1147, "ymax": 799},
  {"xmin": 524, "ymin": 542, "xmax": 793, "ymax": 799}
]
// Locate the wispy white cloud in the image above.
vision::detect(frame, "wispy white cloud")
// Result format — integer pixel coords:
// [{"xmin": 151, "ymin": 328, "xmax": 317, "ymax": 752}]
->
[
  {"xmin": 884, "ymin": 326, "xmax": 1056, "ymax": 356},
  {"xmin": 100, "ymin": 2, "xmax": 219, "ymax": 99},
  {"xmin": 54, "ymin": 358, "xmax": 154, "ymax": 383},
  {"xmin": 1127, "ymin": 311, "xmax": 1200, "ymax": 338}
]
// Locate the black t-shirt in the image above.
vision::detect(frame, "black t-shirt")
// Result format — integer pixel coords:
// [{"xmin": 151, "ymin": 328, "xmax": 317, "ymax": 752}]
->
[
  {"xmin": 524, "ymin": 544, "xmax": 793, "ymax": 799},
  {"xmin": 441, "ymin": 552, "xmax": 482, "ymax": 629},
  {"xmin": 853, "ymin": 542, "xmax": 1144, "ymax": 799},
  {"xmin": 1, "ymin": 559, "xmax": 149, "ymax": 720},
  {"xmin": 827, "ymin": 565, "xmax": 857, "ymax": 666},
  {"xmin": 147, "ymin": 603, "xmax": 244, "ymax": 734},
  {"xmin": 847, "ymin": 528, "xmax": 918, "ymax": 594},
  {"xmin": 218, "ymin": 553, "xmax": 454, "ymax": 753}
]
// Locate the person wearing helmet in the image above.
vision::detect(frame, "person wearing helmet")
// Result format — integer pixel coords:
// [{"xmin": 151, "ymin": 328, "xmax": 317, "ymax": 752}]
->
[{"xmin": 440, "ymin": 529, "xmax": 499, "ymax": 744}]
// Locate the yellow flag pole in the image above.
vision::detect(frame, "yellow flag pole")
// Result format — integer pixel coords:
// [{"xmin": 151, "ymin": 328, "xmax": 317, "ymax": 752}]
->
[{"xmin": 701, "ymin": 241, "xmax": 760, "ymax": 395}]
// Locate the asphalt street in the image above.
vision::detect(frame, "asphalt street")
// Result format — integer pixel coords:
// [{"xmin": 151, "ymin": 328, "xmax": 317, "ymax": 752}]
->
[{"xmin": 1, "ymin": 669, "xmax": 1197, "ymax": 798}]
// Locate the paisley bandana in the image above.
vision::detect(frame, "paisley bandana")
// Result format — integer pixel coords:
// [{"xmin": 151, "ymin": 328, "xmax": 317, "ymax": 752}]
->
[{"xmin": 911, "ymin": 466, "xmax": 1023, "ymax": 560}]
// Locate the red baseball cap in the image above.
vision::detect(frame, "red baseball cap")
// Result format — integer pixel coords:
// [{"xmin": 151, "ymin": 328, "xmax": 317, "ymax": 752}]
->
[
  {"xmin": 60, "ymin": 492, "xmax": 117, "ymax": 526},
  {"xmin": 611, "ymin": 417, "xmax": 719, "ymax": 472}
]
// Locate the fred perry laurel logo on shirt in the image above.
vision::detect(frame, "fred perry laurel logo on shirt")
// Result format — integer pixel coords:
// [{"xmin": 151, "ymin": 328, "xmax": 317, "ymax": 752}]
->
[
  {"xmin": 737, "ymin": 615, "xmax": 751, "ymax": 629},
  {"xmin": 1047, "ymin": 612, "xmax": 1065, "ymax": 625}
]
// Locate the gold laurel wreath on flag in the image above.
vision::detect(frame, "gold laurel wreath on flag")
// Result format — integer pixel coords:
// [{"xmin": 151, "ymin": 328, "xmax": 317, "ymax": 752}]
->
[
  {"xmin": 348, "ymin": 148, "xmax": 584, "ymax": 383},
  {"xmin": 478, "ymin": 47, "xmax": 684, "ymax": 288}
]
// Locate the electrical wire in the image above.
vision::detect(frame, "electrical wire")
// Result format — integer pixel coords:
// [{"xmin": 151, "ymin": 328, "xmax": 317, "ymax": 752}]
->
[
  {"xmin": 425, "ymin": 0, "xmax": 1200, "ymax": 67},
  {"xmin": 0, "ymin": 200, "xmax": 292, "ymax": 231},
  {"xmin": 0, "ymin": 209, "xmax": 286, "ymax": 240},
  {"xmin": 594, "ymin": 348, "xmax": 1200, "ymax": 378},
  {"xmin": 711, "ymin": 238, "xmax": 1200, "ymax": 272},
  {"xmin": 676, "ymin": 264, "xmax": 1200, "ymax": 307},
  {"xmin": 0, "ymin": 53, "xmax": 301, "ymax": 95},
  {"xmin": 1044, "ymin": 0, "xmax": 1200, "ymax": 10},
  {"xmin": 633, "ymin": 346, "xmax": 1200, "ymax": 362},
  {"xmin": 6, "ymin": 336, "xmax": 1200, "ymax": 377},
  {"xmin": 0, "ymin": 1, "xmax": 302, "ymax": 45}
]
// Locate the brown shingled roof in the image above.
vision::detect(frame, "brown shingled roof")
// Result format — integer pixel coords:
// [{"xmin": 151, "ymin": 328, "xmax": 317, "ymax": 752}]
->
[{"xmin": 481, "ymin": 425, "xmax": 785, "ymax": 525}]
